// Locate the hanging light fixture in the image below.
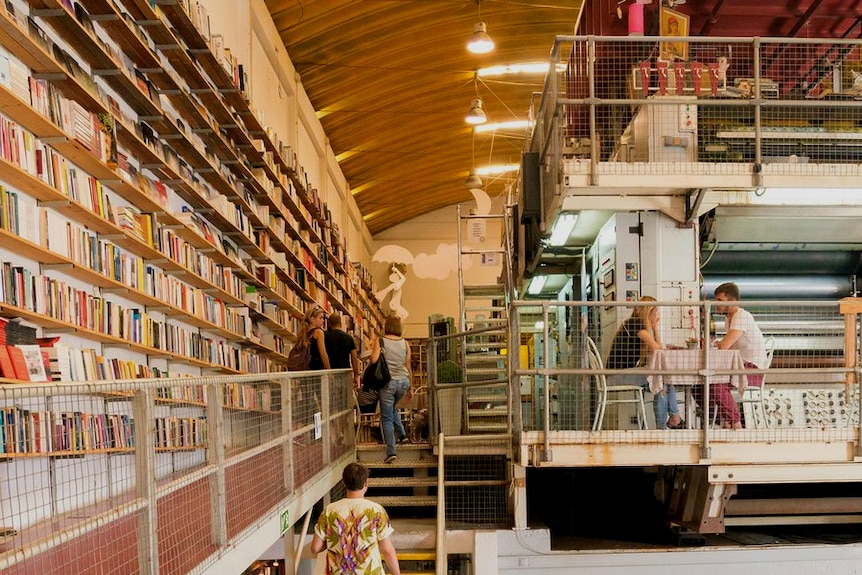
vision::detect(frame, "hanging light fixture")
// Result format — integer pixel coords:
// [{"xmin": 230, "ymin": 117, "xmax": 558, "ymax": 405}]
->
[
  {"xmin": 465, "ymin": 98, "xmax": 487, "ymax": 125},
  {"xmin": 467, "ymin": 0, "xmax": 494, "ymax": 54},
  {"xmin": 465, "ymin": 73, "xmax": 487, "ymax": 125},
  {"xmin": 467, "ymin": 22, "xmax": 495, "ymax": 54},
  {"xmin": 465, "ymin": 171, "xmax": 483, "ymax": 189}
]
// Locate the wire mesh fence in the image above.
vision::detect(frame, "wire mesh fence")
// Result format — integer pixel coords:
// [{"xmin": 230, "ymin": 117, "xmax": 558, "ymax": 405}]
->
[
  {"xmin": 536, "ymin": 36, "xmax": 862, "ymax": 191},
  {"xmin": 0, "ymin": 369, "xmax": 353, "ymax": 575},
  {"xmin": 512, "ymin": 299, "xmax": 859, "ymax": 443}
]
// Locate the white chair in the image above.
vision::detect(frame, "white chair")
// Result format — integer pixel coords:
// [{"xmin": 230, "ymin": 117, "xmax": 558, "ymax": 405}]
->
[
  {"xmin": 587, "ymin": 337, "xmax": 649, "ymax": 431},
  {"xmin": 738, "ymin": 336, "xmax": 775, "ymax": 428}
]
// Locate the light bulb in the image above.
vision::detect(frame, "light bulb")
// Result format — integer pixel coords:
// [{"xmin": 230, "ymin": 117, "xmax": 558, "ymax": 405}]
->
[
  {"xmin": 465, "ymin": 98, "xmax": 487, "ymax": 125},
  {"xmin": 465, "ymin": 172, "xmax": 483, "ymax": 189},
  {"xmin": 467, "ymin": 22, "xmax": 495, "ymax": 54}
]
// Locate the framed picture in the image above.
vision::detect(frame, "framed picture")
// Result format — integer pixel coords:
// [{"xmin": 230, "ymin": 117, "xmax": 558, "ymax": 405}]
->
[
  {"xmin": 602, "ymin": 269, "xmax": 615, "ymax": 289},
  {"xmin": 660, "ymin": 7, "xmax": 689, "ymax": 61}
]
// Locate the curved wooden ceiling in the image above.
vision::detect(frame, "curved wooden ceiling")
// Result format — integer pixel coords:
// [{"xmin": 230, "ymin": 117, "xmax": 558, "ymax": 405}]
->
[
  {"xmin": 264, "ymin": 0, "xmax": 582, "ymax": 235},
  {"xmin": 266, "ymin": 0, "xmax": 862, "ymax": 236}
]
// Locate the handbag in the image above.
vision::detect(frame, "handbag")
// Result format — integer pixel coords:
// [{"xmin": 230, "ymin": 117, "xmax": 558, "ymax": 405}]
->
[{"xmin": 362, "ymin": 338, "xmax": 392, "ymax": 391}]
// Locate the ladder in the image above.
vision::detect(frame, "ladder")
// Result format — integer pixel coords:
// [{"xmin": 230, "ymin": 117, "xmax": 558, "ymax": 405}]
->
[{"xmin": 456, "ymin": 204, "xmax": 514, "ymax": 434}]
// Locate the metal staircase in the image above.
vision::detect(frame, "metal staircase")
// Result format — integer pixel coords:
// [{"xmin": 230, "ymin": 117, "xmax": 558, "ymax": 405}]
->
[{"xmin": 456, "ymin": 204, "xmax": 514, "ymax": 434}]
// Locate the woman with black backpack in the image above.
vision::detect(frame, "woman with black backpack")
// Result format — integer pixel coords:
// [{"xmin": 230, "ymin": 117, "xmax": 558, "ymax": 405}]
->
[{"xmin": 371, "ymin": 316, "xmax": 411, "ymax": 463}]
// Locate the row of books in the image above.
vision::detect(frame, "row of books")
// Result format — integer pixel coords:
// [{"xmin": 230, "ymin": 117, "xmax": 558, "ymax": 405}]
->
[
  {"xmin": 0, "ymin": 260, "xmax": 276, "ymax": 372},
  {"xmin": 7, "ymin": 0, "xmax": 354, "ymax": 296},
  {"xmin": 154, "ymin": 416, "xmax": 207, "ymax": 449},
  {"xmin": 1, "ymin": 408, "xmax": 134, "ymax": 454},
  {"xmin": 44, "ymin": 343, "xmax": 173, "ymax": 384},
  {"xmin": 142, "ymin": 4, "xmax": 356, "ymax": 287},
  {"xmin": 1, "ymin": 73, "xmax": 348, "ymax": 327},
  {"xmin": 0, "ymin": 317, "xmax": 36, "ymax": 346},
  {"xmin": 222, "ymin": 383, "xmax": 276, "ymax": 412},
  {"xmin": 0, "ymin": 1, "xmax": 376, "ymax": 341},
  {"xmin": 0, "ymin": 406, "xmax": 207, "ymax": 454},
  {"xmin": 30, "ymin": 214, "xmax": 256, "ymax": 338}
]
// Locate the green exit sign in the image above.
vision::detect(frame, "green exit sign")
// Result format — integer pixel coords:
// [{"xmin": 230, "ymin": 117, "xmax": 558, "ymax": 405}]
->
[{"xmin": 280, "ymin": 510, "xmax": 290, "ymax": 535}]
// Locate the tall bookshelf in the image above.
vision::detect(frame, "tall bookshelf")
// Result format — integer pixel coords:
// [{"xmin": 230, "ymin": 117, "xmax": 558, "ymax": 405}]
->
[
  {"xmin": 0, "ymin": 0, "xmax": 375, "ymax": 565},
  {"xmin": 0, "ymin": 0, "xmax": 381, "ymax": 382}
]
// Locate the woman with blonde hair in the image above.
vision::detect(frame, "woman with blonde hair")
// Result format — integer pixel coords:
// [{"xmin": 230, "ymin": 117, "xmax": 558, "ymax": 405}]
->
[
  {"xmin": 606, "ymin": 296, "xmax": 683, "ymax": 429},
  {"xmin": 302, "ymin": 307, "xmax": 330, "ymax": 370},
  {"xmin": 371, "ymin": 316, "xmax": 411, "ymax": 463}
]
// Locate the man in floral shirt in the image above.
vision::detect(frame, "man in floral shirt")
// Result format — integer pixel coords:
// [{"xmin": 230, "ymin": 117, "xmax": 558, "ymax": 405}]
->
[{"xmin": 311, "ymin": 462, "xmax": 401, "ymax": 574}]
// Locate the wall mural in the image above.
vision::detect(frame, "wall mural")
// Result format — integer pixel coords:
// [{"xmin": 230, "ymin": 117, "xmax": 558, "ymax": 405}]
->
[{"xmin": 372, "ymin": 192, "xmax": 492, "ymax": 319}]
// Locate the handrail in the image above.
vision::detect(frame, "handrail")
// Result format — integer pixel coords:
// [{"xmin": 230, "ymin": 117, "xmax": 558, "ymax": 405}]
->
[
  {"xmin": 435, "ymin": 432, "xmax": 446, "ymax": 575},
  {"xmin": 527, "ymin": 34, "xmax": 862, "ymax": 236},
  {"xmin": 511, "ymin": 298, "xmax": 857, "ymax": 460},
  {"xmin": 0, "ymin": 369, "xmax": 354, "ymax": 574}
]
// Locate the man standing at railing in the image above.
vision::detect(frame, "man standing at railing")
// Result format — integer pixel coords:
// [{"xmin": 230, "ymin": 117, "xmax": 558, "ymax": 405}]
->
[
  {"xmin": 326, "ymin": 313, "xmax": 362, "ymax": 387},
  {"xmin": 712, "ymin": 282, "xmax": 768, "ymax": 429},
  {"xmin": 310, "ymin": 462, "xmax": 401, "ymax": 574}
]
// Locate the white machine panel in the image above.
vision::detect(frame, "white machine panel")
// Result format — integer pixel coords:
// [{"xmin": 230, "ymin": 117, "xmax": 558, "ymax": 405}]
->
[{"xmin": 595, "ymin": 212, "xmax": 700, "ymax": 349}]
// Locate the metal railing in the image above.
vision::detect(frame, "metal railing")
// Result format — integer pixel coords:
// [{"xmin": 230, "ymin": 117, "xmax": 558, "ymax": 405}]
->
[
  {"xmin": 427, "ymin": 323, "xmax": 516, "ymax": 442},
  {"xmin": 0, "ymin": 369, "xmax": 353, "ymax": 575},
  {"xmin": 512, "ymin": 298, "xmax": 862, "ymax": 462},
  {"xmin": 528, "ymin": 35, "xmax": 862, "ymax": 231}
]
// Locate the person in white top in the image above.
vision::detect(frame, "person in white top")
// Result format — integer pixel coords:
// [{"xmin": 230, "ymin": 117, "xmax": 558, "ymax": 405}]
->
[{"xmin": 713, "ymin": 282, "xmax": 767, "ymax": 428}]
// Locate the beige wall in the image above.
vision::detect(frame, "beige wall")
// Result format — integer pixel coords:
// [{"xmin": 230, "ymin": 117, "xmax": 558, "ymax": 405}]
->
[{"xmin": 371, "ymin": 201, "xmax": 505, "ymax": 339}]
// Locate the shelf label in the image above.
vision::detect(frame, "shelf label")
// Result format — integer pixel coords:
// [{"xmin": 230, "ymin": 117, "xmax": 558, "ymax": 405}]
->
[{"xmin": 313, "ymin": 412, "xmax": 322, "ymax": 439}]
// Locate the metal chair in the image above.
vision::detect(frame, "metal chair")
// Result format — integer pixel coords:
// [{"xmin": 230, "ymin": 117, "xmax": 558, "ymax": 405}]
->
[
  {"xmin": 353, "ymin": 388, "xmax": 380, "ymax": 443},
  {"xmin": 586, "ymin": 337, "xmax": 649, "ymax": 431},
  {"xmin": 738, "ymin": 336, "xmax": 775, "ymax": 428}
]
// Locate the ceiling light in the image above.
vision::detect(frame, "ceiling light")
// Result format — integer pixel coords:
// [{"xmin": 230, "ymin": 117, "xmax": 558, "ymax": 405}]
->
[
  {"xmin": 527, "ymin": 275, "xmax": 547, "ymax": 295},
  {"xmin": 548, "ymin": 213, "xmax": 579, "ymax": 246},
  {"xmin": 475, "ymin": 163, "xmax": 519, "ymax": 176},
  {"xmin": 473, "ymin": 119, "xmax": 533, "ymax": 134},
  {"xmin": 467, "ymin": 22, "xmax": 495, "ymax": 54},
  {"xmin": 465, "ymin": 172, "xmax": 483, "ymax": 189},
  {"xmin": 478, "ymin": 63, "xmax": 550, "ymax": 77},
  {"xmin": 465, "ymin": 98, "xmax": 487, "ymax": 125}
]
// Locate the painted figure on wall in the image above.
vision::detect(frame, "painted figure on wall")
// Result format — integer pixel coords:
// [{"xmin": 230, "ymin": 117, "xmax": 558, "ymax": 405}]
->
[{"xmin": 375, "ymin": 264, "xmax": 409, "ymax": 319}]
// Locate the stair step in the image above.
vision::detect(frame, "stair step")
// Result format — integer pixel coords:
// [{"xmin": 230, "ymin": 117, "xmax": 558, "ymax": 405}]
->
[
  {"xmin": 460, "ymin": 213, "xmax": 505, "ymax": 221},
  {"xmin": 369, "ymin": 476, "xmax": 438, "ymax": 488},
  {"xmin": 356, "ymin": 442, "xmax": 430, "ymax": 452},
  {"xmin": 464, "ymin": 382, "xmax": 508, "ymax": 391},
  {"xmin": 467, "ymin": 407, "xmax": 508, "ymax": 416},
  {"xmin": 466, "ymin": 422, "xmax": 509, "ymax": 432},
  {"xmin": 465, "ymin": 392, "xmax": 508, "ymax": 401},
  {"xmin": 370, "ymin": 495, "xmax": 438, "ymax": 507},
  {"xmin": 465, "ymin": 360, "xmax": 506, "ymax": 368},
  {"xmin": 461, "ymin": 247, "xmax": 506, "ymax": 255},
  {"xmin": 398, "ymin": 551, "xmax": 436, "ymax": 561},
  {"xmin": 464, "ymin": 341, "xmax": 507, "ymax": 349},
  {"xmin": 363, "ymin": 457, "xmax": 438, "ymax": 469},
  {"xmin": 463, "ymin": 285, "xmax": 505, "ymax": 297},
  {"xmin": 464, "ymin": 364, "xmax": 506, "ymax": 371}
]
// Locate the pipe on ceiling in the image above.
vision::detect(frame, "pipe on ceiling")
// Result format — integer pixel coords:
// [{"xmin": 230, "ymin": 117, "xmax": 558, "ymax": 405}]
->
[
  {"xmin": 701, "ymin": 250, "xmax": 862, "ymax": 275},
  {"xmin": 701, "ymin": 275, "xmax": 852, "ymax": 300}
]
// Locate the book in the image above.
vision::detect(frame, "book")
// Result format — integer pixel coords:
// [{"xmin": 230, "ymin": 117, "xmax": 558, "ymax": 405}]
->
[
  {"xmin": 0, "ymin": 346, "xmax": 14, "ymax": 378},
  {"xmin": 6, "ymin": 345, "xmax": 29, "ymax": 380},
  {"xmin": 15, "ymin": 344, "xmax": 48, "ymax": 382}
]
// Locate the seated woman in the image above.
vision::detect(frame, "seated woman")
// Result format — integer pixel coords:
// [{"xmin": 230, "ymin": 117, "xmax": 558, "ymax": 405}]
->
[{"xmin": 606, "ymin": 296, "xmax": 683, "ymax": 429}]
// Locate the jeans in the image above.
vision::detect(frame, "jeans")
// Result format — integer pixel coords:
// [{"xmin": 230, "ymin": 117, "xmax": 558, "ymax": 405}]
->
[
  {"xmin": 380, "ymin": 376, "xmax": 410, "ymax": 456},
  {"xmin": 607, "ymin": 373, "xmax": 679, "ymax": 429}
]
